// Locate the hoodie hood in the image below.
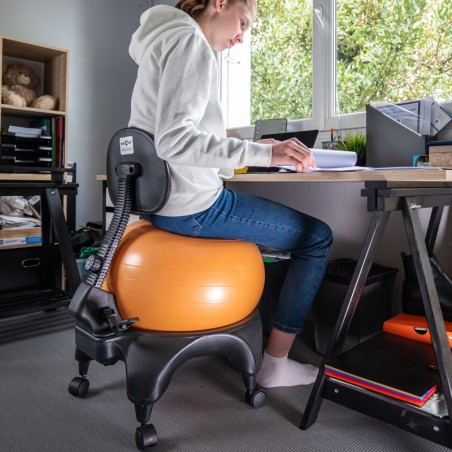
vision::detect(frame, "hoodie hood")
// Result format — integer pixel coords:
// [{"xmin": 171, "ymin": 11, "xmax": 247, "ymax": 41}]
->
[{"xmin": 129, "ymin": 5, "xmax": 200, "ymax": 65}]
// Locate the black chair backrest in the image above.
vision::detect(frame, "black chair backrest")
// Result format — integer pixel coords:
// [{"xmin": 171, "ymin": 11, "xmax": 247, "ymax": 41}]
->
[{"xmin": 106, "ymin": 128, "xmax": 171, "ymax": 214}]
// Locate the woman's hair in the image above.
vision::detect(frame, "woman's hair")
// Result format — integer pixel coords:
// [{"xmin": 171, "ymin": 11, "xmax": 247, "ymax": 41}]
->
[{"xmin": 176, "ymin": 0, "xmax": 256, "ymax": 18}]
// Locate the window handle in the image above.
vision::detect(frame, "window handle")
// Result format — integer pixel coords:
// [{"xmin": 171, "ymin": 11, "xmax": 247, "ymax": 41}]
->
[
  {"xmin": 314, "ymin": 6, "xmax": 324, "ymax": 28},
  {"xmin": 224, "ymin": 55, "xmax": 240, "ymax": 65}
]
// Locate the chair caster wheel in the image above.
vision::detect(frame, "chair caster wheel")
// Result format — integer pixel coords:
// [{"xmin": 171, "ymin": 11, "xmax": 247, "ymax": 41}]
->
[
  {"xmin": 68, "ymin": 376, "xmax": 90, "ymax": 398},
  {"xmin": 135, "ymin": 424, "xmax": 157, "ymax": 450},
  {"xmin": 245, "ymin": 388, "xmax": 267, "ymax": 408}
]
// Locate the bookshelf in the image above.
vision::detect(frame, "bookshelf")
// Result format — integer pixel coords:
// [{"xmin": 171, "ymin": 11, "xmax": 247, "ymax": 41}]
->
[
  {"xmin": 0, "ymin": 36, "xmax": 78, "ymax": 319},
  {"xmin": 1, "ymin": 35, "xmax": 69, "ymax": 250},
  {"xmin": 1, "ymin": 35, "xmax": 68, "ymax": 169}
]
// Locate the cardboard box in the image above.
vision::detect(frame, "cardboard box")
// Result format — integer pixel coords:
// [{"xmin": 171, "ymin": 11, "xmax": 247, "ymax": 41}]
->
[
  {"xmin": 383, "ymin": 313, "xmax": 452, "ymax": 348},
  {"xmin": 428, "ymin": 141, "xmax": 452, "ymax": 167}
]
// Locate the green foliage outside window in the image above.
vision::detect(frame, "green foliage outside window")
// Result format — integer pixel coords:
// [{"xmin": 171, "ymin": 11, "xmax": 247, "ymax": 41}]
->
[
  {"xmin": 251, "ymin": 0, "xmax": 313, "ymax": 121},
  {"xmin": 251, "ymin": 0, "xmax": 452, "ymax": 122}
]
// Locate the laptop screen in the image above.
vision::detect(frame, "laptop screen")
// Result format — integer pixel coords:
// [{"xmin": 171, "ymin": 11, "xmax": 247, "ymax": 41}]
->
[{"xmin": 259, "ymin": 130, "xmax": 319, "ymax": 148}]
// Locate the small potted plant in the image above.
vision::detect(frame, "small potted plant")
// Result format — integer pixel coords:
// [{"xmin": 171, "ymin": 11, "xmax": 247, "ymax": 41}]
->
[{"xmin": 335, "ymin": 131, "xmax": 367, "ymax": 166}]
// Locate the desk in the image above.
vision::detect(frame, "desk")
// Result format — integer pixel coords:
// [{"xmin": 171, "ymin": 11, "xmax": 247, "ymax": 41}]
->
[
  {"xmin": 98, "ymin": 169, "xmax": 452, "ymax": 227},
  {"xmin": 230, "ymin": 169, "xmax": 452, "ymax": 448},
  {"xmin": 98, "ymin": 169, "xmax": 452, "ymax": 445}
]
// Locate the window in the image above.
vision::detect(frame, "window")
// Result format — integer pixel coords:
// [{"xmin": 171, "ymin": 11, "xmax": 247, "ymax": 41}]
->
[{"xmin": 222, "ymin": 0, "xmax": 451, "ymax": 133}]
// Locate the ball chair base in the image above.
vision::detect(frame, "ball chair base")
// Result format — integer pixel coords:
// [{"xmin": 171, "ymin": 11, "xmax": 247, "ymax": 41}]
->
[{"xmin": 68, "ymin": 283, "xmax": 266, "ymax": 450}]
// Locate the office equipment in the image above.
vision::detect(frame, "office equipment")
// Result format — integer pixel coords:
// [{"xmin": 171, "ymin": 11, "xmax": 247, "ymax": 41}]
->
[
  {"xmin": 253, "ymin": 118, "xmax": 287, "ymax": 141},
  {"xmin": 225, "ymin": 168, "xmax": 452, "ymax": 447},
  {"xmin": 300, "ymin": 177, "xmax": 452, "ymax": 448},
  {"xmin": 366, "ymin": 102, "xmax": 430, "ymax": 167},
  {"xmin": 69, "ymin": 128, "xmax": 266, "ymax": 451},
  {"xmin": 260, "ymin": 129, "xmax": 319, "ymax": 148}
]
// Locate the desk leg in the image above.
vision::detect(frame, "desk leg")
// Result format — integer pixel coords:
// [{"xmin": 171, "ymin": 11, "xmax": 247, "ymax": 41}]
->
[
  {"xmin": 425, "ymin": 206, "xmax": 443, "ymax": 256},
  {"xmin": 45, "ymin": 188, "xmax": 81, "ymax": 294},
  {"xmin": 402, "ymin": 198, "xmax": 452, "ymax": 419},
  {"xmin": 300, "ymin": 210, "xmax": 390, "ymax": 430}
]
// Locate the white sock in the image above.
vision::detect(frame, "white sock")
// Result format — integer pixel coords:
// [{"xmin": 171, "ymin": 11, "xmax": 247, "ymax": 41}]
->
[{"xmin": 256, "ymin": 351, "xmax": 318, "ymax": 388}]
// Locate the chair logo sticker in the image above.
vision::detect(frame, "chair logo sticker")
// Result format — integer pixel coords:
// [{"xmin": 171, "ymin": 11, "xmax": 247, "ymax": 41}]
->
[{"xmin": 120, "ymin": 136, "xmax": 134, "ymax": 155}]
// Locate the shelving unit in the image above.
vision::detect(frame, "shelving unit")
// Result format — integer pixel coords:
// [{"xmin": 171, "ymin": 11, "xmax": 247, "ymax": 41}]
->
[
  {"xmin": 1, "ymin": 35, "xmax": 68, "ymax": 169},
  {"xmin": 0, "ymin": 36, "xmax": 79, "ymax": 320}
]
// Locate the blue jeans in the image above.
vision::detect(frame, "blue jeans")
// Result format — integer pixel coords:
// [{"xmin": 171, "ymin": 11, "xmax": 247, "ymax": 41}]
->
[{"xmin": 146, "ymin": 189, "xmax": 333, "ymax": 334}]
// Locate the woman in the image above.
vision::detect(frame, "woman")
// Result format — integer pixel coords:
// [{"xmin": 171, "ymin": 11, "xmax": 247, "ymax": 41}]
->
[{"xmin": 128, "ymin": 0, "xmax": 333, "ymax": 388}]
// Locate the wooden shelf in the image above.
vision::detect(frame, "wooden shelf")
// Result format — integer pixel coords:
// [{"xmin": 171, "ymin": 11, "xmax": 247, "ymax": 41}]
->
[
  {"xmin": 0, "ymin": 37, "xmax": 77, "ymax": 321},
  {"xmin": 1, "ymin": 36, "xmax": 68, "ymax": 114}
]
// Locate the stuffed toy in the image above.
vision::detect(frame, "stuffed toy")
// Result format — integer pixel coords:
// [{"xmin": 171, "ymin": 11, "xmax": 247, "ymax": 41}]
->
[{"xmin": 1, "ymin": 63, "xmax": 57, "ymax": 110}]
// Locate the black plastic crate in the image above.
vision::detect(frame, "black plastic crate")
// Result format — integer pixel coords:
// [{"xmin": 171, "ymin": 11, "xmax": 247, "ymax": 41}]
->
[{"xmin": 312, "ymin": 258, "xmax": 398, "ymax": 354}]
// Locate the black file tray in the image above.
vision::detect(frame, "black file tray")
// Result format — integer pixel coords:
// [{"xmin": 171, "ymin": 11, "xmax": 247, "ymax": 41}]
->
[{"xmin": 366, "ymin": 103, "xmax": 430, "ymax": 167}]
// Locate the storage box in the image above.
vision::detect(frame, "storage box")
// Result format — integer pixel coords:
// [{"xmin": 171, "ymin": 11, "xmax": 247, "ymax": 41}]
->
[
  {"xmin": 0, "ymin": 227, "xmax": 42, "ymax": 248},
  {"xmin": 428, "ymin": 142, "xmax": 452, "ymax": 168},
  {"xmin": 0, "ymin": 245, "xmax": 60, "ymax": 295},
  {"xmin": 383, "ymin": 313, "xmax": 452, "ymax": 348},
  {"xmin": 312, "ymin": 258, "xmax": 398, "ymax": 354}
]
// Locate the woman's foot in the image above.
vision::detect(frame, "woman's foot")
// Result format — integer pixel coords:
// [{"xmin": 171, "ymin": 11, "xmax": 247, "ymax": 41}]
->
[{"xmin": 256, "ymin": 351, "xmax": 318, "ymax": 388}]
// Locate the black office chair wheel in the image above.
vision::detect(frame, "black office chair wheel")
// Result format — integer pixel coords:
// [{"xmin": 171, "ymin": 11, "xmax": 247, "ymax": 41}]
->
[
  {"xmin": 68, "ymin": 376, "xmax": 90, "ymax": 398},
  {"xmin": 245, "ymin": 389, "xmax": 267, "ymax": 408},
  {"xmin": 135, "ymin": 424, "xmax": 157, "ymax": 450}
]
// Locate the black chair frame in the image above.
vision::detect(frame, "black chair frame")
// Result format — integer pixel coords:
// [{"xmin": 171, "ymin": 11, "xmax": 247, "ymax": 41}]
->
[{"xmin": 67, "ymin": 128, "xmax": 266, "ymax": 450}]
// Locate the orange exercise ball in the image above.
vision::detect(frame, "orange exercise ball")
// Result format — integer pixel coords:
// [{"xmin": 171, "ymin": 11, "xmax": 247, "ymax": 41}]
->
[{"xmin": 103, "ymin": 220, "xmax": 265, "ymax": 332}]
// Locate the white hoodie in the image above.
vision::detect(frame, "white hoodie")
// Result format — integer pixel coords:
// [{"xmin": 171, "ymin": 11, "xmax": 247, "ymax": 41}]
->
[{"xmin": 128, "ymin": 5, "xmax": 271, "ymax": 216}]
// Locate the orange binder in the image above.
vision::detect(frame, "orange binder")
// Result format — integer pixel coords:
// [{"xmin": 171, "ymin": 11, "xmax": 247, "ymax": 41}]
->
[{"xmin": 383, "ymin": 313, "xmax": 452, "ymax": 348}]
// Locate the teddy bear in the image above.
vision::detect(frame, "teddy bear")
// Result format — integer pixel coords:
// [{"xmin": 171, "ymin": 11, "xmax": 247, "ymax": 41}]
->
[{"xmin": 1, "ymin": 63, "xmax": 57, "ymax": 110}]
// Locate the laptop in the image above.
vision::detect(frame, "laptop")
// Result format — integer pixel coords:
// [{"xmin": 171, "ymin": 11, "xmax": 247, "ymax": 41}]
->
[
  {"xmin": 245, "ymin": 130, "xmax": 319, "ymax": 172},
  {"xmin": 259, "ymin": 130, "xmax": 319, "ymax": 148}
]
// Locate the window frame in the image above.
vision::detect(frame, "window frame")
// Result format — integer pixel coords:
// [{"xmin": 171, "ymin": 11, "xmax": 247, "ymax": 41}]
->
[
  {"xmin": 224, "ymin": 0, "xmax": 366, "ymax": 138},
  {"xmin": 224, "ymin": 0, "xmax": 451, "ymax": 138}
]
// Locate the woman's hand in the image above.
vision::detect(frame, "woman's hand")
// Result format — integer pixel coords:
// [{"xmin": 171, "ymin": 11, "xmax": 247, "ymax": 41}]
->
[{"xmin": 268, "ymin": 138, "xmax": 316, "ymax": 172}]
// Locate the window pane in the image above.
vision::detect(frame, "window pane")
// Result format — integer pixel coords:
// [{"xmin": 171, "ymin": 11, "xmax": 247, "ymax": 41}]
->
[
  {"xmin": 251, "ymin": 0, "xmax": 313, "ymax": 123},
  {"xmin": 336, "ymin": 0, "xmax": 452, "ymax": 114}
]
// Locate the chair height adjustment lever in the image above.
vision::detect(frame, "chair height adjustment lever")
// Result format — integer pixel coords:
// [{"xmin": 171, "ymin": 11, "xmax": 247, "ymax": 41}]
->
[
  {"xmin": 101, "ymin": 307, "xmax": 139, "ymax": 335},
  {"xmin": 85, "ymin": 254, "xmax": 103, "ymax": 273}
]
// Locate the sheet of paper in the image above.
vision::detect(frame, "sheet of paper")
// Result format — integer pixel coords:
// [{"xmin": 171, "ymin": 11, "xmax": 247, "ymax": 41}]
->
[{"xmin": 278, "ymin": 148, "xmax": 358, "ymax": 172}]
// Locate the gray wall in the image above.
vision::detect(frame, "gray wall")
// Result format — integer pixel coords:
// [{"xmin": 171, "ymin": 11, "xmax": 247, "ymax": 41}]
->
[{"xmin": 0, "ymin": 0, "xmax": 147, "ymax": 227}]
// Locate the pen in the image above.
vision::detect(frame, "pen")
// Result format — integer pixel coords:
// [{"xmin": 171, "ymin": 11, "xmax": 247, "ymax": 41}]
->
[{"xmin": 330, "ymin": 128, "xmax": 334, "ymax": 142}]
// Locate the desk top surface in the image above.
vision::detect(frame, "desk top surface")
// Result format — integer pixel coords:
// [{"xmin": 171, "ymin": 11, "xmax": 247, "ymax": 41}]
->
[
  {"xmin": 0, "ymin": 173, "xmax": 52, "ymax": 182},
  {"xmin": 229, "ymin": 169, "xmax": 452, "ymax": 184},
  {"xmin": 96, "ymin": 169, "xmax": 452, "ymax": 188}
]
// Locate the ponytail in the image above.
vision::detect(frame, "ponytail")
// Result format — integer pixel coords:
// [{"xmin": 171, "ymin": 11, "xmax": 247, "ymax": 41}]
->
[
  {"xmin": 175, "ymin": 0, "xmax": 210, "ymax": 17},
  {"xmin": 176, "ymin": 0, "xmax": 256, "ymax": 18}
]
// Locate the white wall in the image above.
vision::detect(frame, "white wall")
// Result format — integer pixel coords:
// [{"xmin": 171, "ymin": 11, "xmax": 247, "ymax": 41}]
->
[{"xmin": 0, "ymin": 0, "xmax": 148, "ymax": 228}]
